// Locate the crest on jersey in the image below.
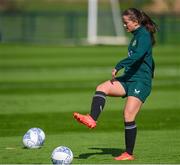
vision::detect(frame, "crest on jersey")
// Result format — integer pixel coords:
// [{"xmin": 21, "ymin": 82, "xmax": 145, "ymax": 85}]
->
[{"xmin": 132, "ymin": 40, "xmax": 137, "ymax": 47}]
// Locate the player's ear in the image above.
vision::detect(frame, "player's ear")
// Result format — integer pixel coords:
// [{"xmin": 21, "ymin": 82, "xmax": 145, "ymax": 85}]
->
[{"xmin": 133, "ymin": 20, "xmax": 139, "ymax": 26}]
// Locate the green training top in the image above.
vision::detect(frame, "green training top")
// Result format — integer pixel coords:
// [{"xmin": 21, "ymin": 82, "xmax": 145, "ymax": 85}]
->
[{"xmin": 115, "ymin": 26, "xmax": 155, "ymax": 83}]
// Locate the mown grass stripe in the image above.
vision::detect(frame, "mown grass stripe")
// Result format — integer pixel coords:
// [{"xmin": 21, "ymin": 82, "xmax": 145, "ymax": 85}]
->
[{"xmin": 0, "ymin": 108, "xmax": 180, "ymax": 137}]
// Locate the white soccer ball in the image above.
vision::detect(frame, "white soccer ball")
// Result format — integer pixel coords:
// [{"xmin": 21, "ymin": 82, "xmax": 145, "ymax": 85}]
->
[
  {"xmin": 23, "ymin": 128, "xmax": 45, "ymax": 149},
  {"xmin": 51, "ymin": 146, "xmax": 73, "ymax": 164}
]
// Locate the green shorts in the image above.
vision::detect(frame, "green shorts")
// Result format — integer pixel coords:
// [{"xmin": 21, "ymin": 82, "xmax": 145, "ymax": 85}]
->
[{"xmin": 116, "ymin": 77, "xmax": 152, "ymax": 103}]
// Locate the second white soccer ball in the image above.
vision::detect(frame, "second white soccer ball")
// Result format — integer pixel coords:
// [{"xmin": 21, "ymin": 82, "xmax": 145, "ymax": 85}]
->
[
  {"xmin": 23, "ymin": 128, "xmax": 45, "ymax": 149},
  {"xmin": 51, "ymin": 146, "xmax": 73, "ymax": 164}
]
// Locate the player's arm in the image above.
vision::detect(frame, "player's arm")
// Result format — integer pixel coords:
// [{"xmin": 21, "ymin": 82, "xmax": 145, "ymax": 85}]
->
[
  {"xmin": 114, "ymin": 34, "xmax": 151, "ymax": 72},
  {"xmin": 112, "ymin": 68, "xmax": 117, "ymax": 79}
]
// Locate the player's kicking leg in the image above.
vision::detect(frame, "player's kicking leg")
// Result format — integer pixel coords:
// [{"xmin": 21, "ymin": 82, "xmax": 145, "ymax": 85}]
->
[{"xmin": 73, "ymin": 80, "xmax": 125, "ymax": 128}]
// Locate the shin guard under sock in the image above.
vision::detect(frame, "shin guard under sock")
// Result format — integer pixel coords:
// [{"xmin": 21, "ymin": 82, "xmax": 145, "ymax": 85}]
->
[
  {"xmin": 124, "ymin": 121, "xmax": 137, "ymax": 155},
  {"xmin": 90, "ymin": 91, "xmax": 106, "ymax": 121}
]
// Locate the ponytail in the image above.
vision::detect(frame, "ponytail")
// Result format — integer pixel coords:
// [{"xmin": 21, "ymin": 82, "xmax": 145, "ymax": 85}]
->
[
  {"xmin": 122, "ymin": 8, "xmax": 158, "ymax": 45},
  {"xmin": 140, "ymin": 11, "xmax": 158, "ymax": 45}
]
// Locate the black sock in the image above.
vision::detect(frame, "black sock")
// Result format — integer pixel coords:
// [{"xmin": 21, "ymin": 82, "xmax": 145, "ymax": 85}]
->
[
  {"xmin": 90, "ymin": 91, "xmax": 106, "ymax": 121},
  {"xmin": 124, "ymin": 121, "xmax": 137, "ymax": 155}
]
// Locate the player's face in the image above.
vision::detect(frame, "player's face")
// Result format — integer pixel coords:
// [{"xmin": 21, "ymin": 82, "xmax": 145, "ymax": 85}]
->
[{"xmin": 122, "ymin": 15, "xmax": 140, "ymax": 32}]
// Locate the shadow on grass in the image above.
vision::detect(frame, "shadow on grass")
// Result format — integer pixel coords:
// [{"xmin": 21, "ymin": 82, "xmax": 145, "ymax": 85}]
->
[{"xmin": 75, "ymin": 147, "xmax": 124, "ymax": 159}]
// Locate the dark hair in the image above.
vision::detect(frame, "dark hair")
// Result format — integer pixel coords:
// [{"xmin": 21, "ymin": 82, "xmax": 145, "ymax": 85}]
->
[{"xmin": 122, "ymin": 8, "xmax": 158, "ymax": 45}]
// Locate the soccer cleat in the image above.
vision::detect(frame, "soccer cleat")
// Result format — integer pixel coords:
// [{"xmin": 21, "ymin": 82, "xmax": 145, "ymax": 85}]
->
[
  {"xmin": 73, "ymin": 112, "xmax": 96, "ymax": 129},
  {"xmin": 114, "ymin": 152, "xmax": 135, "ymax": 161}
]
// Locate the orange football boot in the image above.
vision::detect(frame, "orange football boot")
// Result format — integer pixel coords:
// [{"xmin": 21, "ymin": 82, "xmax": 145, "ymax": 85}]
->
[
  {"xmin": 73, "ymin": 112, "xmax": 96, "ymax": 129},
  {"xmin": 114, "ymin": 152, "xmax": 135, "ymax": 161}
]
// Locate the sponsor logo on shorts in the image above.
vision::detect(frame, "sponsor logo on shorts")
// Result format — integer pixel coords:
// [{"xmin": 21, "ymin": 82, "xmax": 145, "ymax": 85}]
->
[{"xmin": 134, "ymin": 89, "xmax": 140, "ymax": 94}]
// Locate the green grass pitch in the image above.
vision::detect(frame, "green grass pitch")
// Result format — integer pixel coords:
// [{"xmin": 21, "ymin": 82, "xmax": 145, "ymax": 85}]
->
[{"xmin": 0, "ymin": 44, "xmax": 180, "ymax": 164}]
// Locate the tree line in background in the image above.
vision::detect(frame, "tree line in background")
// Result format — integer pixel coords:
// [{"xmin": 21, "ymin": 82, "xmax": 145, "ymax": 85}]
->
[{"xmin": 0, "ymin": 0, "xmax": 179, "ymax": 14}]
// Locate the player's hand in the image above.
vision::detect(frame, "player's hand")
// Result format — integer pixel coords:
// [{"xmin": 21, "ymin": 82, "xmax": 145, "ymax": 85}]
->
[{"xmin": 112, "ymin": 68, "xmax": 117, "ymax": 79}]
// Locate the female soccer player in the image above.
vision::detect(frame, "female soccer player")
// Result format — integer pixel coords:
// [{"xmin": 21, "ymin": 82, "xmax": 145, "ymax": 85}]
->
[{"xmin": 73, "ymin": 8, "xmax": 157, "ymax": 160}]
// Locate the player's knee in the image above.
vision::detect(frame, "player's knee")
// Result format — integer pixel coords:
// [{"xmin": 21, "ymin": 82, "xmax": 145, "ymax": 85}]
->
[
  {"xmin": 96, "ymin": 83, "xmax": 108, "ymax": 94},
  {"xmin": 96, "ymin": 84, "xmax": 105, "ymax": 92},
  {"xmin": 124, "ymin": 110, "xmax": 135, "ymax": 122}
]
